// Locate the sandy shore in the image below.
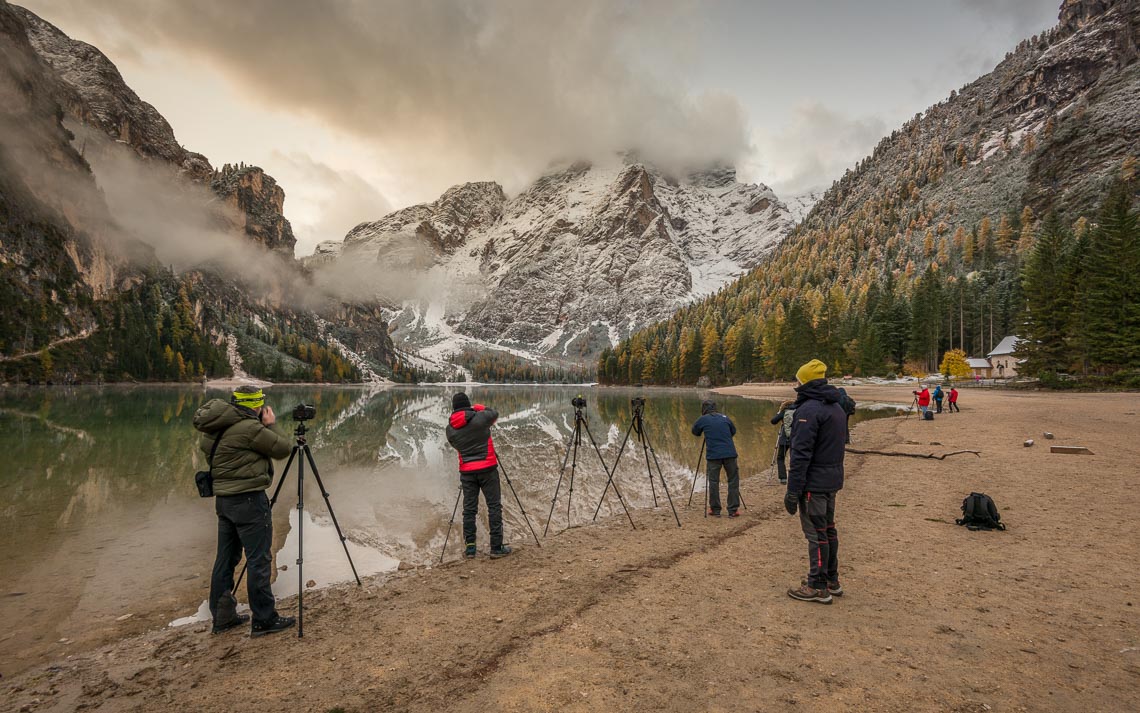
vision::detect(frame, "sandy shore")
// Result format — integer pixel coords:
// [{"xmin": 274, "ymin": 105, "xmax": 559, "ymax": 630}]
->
[{"xmin": 4, "ymin": 385, "xmax": 1139, "ymax": 712}]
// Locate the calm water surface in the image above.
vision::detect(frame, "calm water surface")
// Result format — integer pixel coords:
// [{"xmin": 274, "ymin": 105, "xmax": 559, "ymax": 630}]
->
[{"xmin": 0, "ymin": 385, "xmax": 892, "ymax": 670}]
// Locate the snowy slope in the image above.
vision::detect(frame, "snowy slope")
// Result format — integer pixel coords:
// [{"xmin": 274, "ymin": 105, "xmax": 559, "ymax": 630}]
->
[{"xmin": 321, "ymin": 156, "xmax": 796, "ymax": 365}]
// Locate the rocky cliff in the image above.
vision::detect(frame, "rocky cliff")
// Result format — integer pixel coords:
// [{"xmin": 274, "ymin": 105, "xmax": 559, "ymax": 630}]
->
[
  {"xmin": 0, "ymin": 1, "xmax": 392, "ymax": 383},
  {"xmin": 323, "ymin": 157, "xmax": 798, "ymax": 365},
  {"xmin": 12, "ymin": 4, "xmax": 297, "ymax": 257}
]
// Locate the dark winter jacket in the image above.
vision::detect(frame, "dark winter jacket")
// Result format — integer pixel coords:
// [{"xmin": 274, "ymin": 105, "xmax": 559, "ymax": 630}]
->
[
  {"xmin": 770, "ymin": 407, "xmax": 796, "ymax": 446},
  {"xmin": 787, "ymin": 379, "xmax": 847, "ymax": 495},
  {"xmin": 692, "ymin": 412, "xmax": 737, "ymax": 460},
  {"xmin": 446, "ymin": 404, "xmax": 499, "ymax": 474},
  {"xmin": 193, "ymin": 399, "xmax": 293, "ymax": 496}
]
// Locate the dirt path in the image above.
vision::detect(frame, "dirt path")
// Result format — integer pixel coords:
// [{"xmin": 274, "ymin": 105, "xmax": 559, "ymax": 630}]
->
[
  {"xmin": 0, "ymin": 328, "xmax": 96, "ymax": 362},
  {"xmin": 4, "ymin": 386, "xmax": 1139, "ymax": 712}
]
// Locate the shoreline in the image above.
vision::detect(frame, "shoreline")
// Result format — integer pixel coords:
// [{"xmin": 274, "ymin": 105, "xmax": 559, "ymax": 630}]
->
[{"xmin": 3, "ymin": 387, "xmax": 1139, "ymax": 712}]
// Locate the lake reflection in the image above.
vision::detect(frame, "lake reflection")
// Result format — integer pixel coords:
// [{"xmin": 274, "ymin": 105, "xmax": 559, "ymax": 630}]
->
[{"xmin": 0, "ymin": 385, "xmax": 890, "ymax": 672}]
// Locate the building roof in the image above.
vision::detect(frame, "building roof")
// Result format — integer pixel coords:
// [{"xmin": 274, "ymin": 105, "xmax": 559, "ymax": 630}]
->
[
  {"xmin": 988, "ymin": 336, "xmax": 1022, "ymax": 357},
  {"xmin": 967, "ymin": 358, "xmax": 991, "ymax": 369}
]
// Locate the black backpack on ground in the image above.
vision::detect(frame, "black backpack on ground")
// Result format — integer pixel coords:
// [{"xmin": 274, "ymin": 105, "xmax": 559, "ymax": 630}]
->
[
  {"xmin": 923, "ymin": 410, "xmax": 934, "ymax": 421},
  {"xmin": 956, "ymin": 492, "xmax": 1006, "ymax": 531}
]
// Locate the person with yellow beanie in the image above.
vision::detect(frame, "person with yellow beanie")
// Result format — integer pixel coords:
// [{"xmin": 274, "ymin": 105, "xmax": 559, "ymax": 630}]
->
[{"xmin": 783, "ymin": 359, "xmax": 847, "ymax": 604}]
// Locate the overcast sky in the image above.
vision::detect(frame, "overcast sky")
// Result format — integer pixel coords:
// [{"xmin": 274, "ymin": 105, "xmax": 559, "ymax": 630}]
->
[{"xmin": 22, "ymin": 0, "xmax": 1061, "ymax": 256}]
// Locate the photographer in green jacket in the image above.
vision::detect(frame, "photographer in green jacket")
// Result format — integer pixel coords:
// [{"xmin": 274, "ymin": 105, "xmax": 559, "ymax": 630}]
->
[{"xmin": 193, "ymin": 384, "xmax": 295, "ymax": 637}]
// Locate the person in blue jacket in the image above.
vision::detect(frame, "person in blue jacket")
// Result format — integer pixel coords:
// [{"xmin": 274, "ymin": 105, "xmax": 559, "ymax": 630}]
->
[
  {"xmin": 692, "ymin": 400, "xmax": 740, "ymax": 517},
  {"xmin": 783, "ymin": 359, "xmax": 847, "ymax": 604},
  {"xmin": 933, "ymin": 384, "xmax": 944, "ymax": 413}
]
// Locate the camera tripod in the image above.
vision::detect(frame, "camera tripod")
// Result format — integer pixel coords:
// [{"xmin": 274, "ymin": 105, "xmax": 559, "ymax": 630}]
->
[
  {"xmin": 905, "ymin": 395, "xmax": 918, "ymax": 419},
  {"xmin": 234, "ymin": 419, "xmax": 360, "ymax": 638},
  {"xmin": 685, "ymin": 438, "xmax": 748, "ymax": 517},
  {"xmin": 439, "ymin": 457, "xmax": 542, "ymax": 563},
  {"xmin": 545, "ymin": 402, "xmax": 635, "ymax": 535},
  {"xmin": 592, "ymin": 400, "xmax": 681, "ymax": 527}
]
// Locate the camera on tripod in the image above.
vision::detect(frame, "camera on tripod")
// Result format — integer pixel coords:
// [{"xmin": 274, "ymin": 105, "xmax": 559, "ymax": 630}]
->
[
  {"xmin": 292, "ymin": 404, "xmax": 317, "ymax": 421},
  {"xmin": 571, "ymin": 395, "xmax": 587, "ymax": 410},
  {"xmin": 630, "ymin": 397, "xmax": 646, "ymax": 409}
]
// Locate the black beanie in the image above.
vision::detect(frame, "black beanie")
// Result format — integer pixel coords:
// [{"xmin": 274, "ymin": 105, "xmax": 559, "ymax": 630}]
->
[
  {"xmin": 701, "ymin": 399, "xmax": 717, "ymax": 415},
  {"xmin": 452, "ymin": 392, "xmax": 471, "ymax": 411}
]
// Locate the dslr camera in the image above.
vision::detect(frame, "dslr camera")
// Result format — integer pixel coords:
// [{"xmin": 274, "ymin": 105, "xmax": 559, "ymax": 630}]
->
[
  {"xmin": 630, "ymin": 396, "xmax": 646, "ymax": 409},
  {"xmin": 292, "ymin": 403, "xmax": 317, "ymax": 421},
  {"xmin": 571, "ymin": 395, "xmax": 588, "ymax": 410}
]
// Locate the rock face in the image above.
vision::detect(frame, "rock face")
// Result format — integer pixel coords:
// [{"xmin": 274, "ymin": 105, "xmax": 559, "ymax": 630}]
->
[
  {"xmin": 0, "ymin": 2, "xmax": 390, "ymax": 382},
  {"xmin": 807, "ymin": 0, "xmax": 1139, "ymax": 234},
  {"xmin": 13, "ymin": 4, "xmax": 296, "ymax": 258},
  {"xmin": 330, "ymin": 157, "xmax": 796, "ymax": 360},
  {"xmin": 211, "ymin": 164, "xmax": 297, "ymax": 255}
]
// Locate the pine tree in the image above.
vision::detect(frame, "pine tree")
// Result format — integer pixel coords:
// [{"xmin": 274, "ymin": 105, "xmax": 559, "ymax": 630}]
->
[
  {"xmin": 1082, "ymin": 180, "xmax": 1140, "ymax": 370},
  {"xmin": 1017, "ymin": 213, "xmax": 1074, "ymax": 374}
]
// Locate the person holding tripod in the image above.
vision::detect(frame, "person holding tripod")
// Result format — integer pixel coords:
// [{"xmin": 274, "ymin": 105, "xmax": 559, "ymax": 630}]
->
[
  {"xmin": 193, "ymin": 385, "xmax": 296, "ymax": 637},
  {"xmin": 692, "ymin": 400, "xmax": 740, "ymax": 517},
  {"xmin": 933, "ymin": 384, "xmax": 944, "ymax": 414},
  {"xmin": 770, "ymin": 399, "xmax": 796, "ymax": 485},
  {"xmin": 446, "ymin": 393, "xmax": 511, "ymax": 559},
  {"xmin": 783, "ymin": 360, "xmax": 846, "ymax": 605},
  {"xmin": 913, "ymin": 384, "xmax": 932, "ymax": 417}
]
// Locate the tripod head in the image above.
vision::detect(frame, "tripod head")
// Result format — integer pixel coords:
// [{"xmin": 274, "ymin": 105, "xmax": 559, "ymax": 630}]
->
[{"xmin": 630, "ymin": 397, "xmax": 646, "ymax": 438}]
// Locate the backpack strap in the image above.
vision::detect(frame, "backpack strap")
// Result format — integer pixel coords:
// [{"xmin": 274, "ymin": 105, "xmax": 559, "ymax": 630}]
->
[{"xmin": 207, "ymin": 425, "xmax": 232, "ymax": 473}]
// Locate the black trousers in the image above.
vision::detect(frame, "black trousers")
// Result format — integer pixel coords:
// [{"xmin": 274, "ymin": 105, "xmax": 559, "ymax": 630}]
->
[
  {"xmin": 799, "ymin": 491, "xmax": 838, "ymax": 589},
  {"xmin": 775, "ymin": 444, "xmax": 789, "ymax": 482},
  {"xmin": 461, "ymin": 466, "xmax": 503, "ymax": 548},
  {"xmin": 211, "ymin": 491, "xmax": 277, "ymax": 625},
  {"xmin": 707, "ymin": 457, "xmax": 740, "ymax": 513},
  {"xmin": 949, "ymin": 401, "xmax": 960, "ymax": 412},
  {"xmin": 935, "ymin": 398, "xmax": 944, "ymax": 413}
]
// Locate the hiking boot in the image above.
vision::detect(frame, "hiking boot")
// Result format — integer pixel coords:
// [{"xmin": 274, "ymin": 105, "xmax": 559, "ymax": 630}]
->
[
  {"xmin": 489, "ymin": 544, "xmax": 512, "ymax": 559},
  {"xmin": 251, "ymin": 615, "xmax": 296, "ymax": 638},
  {"xmin": 728, "ymin": 510, "xmax": 741, "ymax": 518},
  {"xmin": 802, "ymin": 579, "xmax": 843, "ymax": 597},
  {"xmin": 211, "ymin": 613, "xmax": 249, "ymax": 634},
  {"xmin": 464, "ymin": 543, "xmax": 477, "ymax": 559},
  {"xmin": 707, "ymin": 508, "xmax": 721, "ymax": 517},
  {"xmin": 787, "ymin": 584, "xmax": 833, "ymax": 604}
]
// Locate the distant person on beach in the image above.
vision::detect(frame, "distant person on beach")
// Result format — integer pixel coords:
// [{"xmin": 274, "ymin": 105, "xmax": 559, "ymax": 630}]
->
[
  {"xmin": 783, "ymin": 359, "xmax": 846, "ymax": 604},
  {"xmin": 914, "ymin": 385, "xmax": 931, "ymax": 416},
  {"xmin": 692, "ymin": 400, "xmax": 740, "ymax": 517},
  {"xmin": 770, "ymin": 399, "xmax": 796, "ymax": 485},
  {"xmin": 193, "ymin": 384, "xmax": 296, "ymax": 638},
  {"xmin": 933, "ymin": 385, "xmax": 944, "ymax": 413},
  {"xmin": 445, "ymin": 392, "xmax": 511, "ymax": 559},
  {"xmin": 948, "ymin": 386, "xmax": 960, "ymax": 412}
]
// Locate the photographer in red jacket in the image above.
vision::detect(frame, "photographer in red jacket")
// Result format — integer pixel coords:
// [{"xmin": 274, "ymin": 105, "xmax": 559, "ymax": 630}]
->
[{"xmin": 445, "ymin": 393, "xmax": 511, "ymax": 559}]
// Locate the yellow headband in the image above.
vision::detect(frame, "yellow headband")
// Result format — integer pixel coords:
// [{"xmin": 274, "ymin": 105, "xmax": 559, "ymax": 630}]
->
[{"xmin": 233, "ymin": 388, "xmax": 265, "ymax": 410}]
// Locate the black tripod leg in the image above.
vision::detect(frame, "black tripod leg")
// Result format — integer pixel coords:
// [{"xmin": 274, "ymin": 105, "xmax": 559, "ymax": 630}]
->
[
  {"xmin": 303, "ymin": 446, "xmax": 361, "ymax": 586},
  {"xmin": 234, "ymin": 446, "xmax": 297, "ymax": 593},
  {"xmin": 643, "ymin": 430, "xmax": 681, "ymax": 528},
  {"xmin": 297, "ymin": 437, "xmax": 305, "ymax": 638},
  {"xmin": 440, "ymin": 484, "xmax": 462, "ymax": 564},
  {"xmin": 544, "ymin": 429, "xmax": 576, "ymax": 537},
  {"xmin": 498, "ymin": 461, "xmax": 541, "ymax": 547},
  {"xmin": 687, "ymin": 439, "xmax": 705, "ymax": 507},
  {"xmin": 591, "ymin": 418, "xmax": 636, "ymax": 521},
  {"xmin": 582, "ymin": 421, "xmax": 635, "ymax": 530}
]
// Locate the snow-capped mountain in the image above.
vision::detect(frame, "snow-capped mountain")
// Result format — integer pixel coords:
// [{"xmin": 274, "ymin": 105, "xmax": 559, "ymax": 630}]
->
[{"xmin": 317, "ymin": 157, "xmax": 796, "ymax": 366}]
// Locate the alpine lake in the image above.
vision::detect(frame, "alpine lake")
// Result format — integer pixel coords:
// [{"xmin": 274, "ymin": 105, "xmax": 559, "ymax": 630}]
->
[{"xmin": 0, "ymin": 385, "xmax": 897, "ymax": 673}]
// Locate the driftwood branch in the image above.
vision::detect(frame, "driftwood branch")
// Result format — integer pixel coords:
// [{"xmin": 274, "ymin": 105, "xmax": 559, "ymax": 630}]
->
[{"xmin": 845, "ymin": 447, "xmax": 981, "ymax": 460}]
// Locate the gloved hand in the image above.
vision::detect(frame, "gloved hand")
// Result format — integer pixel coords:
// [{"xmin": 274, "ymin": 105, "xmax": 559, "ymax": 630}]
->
[
  {"xmin": 472, "ymin": 404, "xmax": 485, "ymax": 411},
  {"xmin": 784, "ymin": 491, "xmax": 799, "ymax": 515}
]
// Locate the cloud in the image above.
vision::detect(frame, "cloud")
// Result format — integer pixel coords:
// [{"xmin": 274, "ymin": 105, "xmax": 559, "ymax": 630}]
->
[
  {"xmin": 749, "ymin": 103, "xmax": 887, "ymax": 196},
  {"xmin": 957, "ymin": 0, "xmax": 1058, "ymax": 30},
  {"xmin": 33, "ymin": 0, "xmax": 751, "ymax": 192},
  {"xmin": 269, "ymin": 151, "xmax": 393, "ymax": 256}
]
